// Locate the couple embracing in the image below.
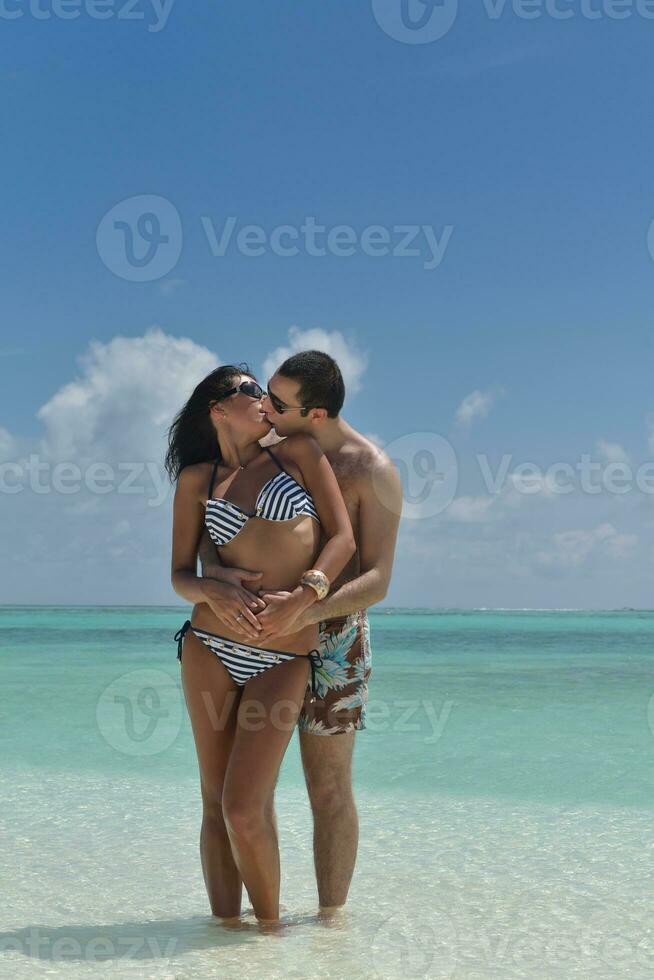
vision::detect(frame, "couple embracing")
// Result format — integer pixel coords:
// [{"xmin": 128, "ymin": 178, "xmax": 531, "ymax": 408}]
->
[{"xmin": 167, "ymin": 350, "xmax": 401, "ymax": 927}]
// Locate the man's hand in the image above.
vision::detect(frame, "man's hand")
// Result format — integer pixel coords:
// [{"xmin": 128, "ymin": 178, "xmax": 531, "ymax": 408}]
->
[
  {"xmin": 199, "ymin": 577, "xmax": 267, "ymax": 641},
  {"xmin": 255, "ymin": 589, "xmax": 311, "ymax": 643}
]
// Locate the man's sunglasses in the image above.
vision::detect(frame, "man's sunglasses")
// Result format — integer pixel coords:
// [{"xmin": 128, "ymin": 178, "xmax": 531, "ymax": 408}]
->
[
  {"xmin": 266, "ymin": 380, "xmax": 312, "ymax": 416},
  {"xmin": 222, "ymin": 380, "xmax": 266, "ymax": 400}
]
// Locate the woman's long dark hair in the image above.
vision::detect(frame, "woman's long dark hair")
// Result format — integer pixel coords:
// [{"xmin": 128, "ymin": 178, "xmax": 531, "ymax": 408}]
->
[{"xmin": 165, "ymin": 362, "xmax": 254, "ymax": 482}]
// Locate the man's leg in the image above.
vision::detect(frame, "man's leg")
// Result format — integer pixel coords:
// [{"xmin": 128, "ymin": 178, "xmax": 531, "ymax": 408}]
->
[
  {"xmin": 299, "ymin": 729, "xmax": 358, "ymax": 910},
  {"xmin": 297, "ymin": 610, "xmax": 371, "ymax": 909}
]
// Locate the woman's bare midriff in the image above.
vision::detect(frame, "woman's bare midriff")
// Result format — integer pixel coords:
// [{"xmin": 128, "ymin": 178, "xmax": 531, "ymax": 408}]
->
[{"xmin": 191, "ymin": 514, "xmax": 322, "ymax": 655}]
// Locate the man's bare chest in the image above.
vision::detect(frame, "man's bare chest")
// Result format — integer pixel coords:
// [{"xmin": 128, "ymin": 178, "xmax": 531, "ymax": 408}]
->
[{"xmin": 326, "ymin": 456, "xmax": 366, "ymax": 532}]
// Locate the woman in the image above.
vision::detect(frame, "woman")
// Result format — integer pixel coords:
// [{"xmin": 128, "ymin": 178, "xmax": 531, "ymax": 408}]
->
[{"xmin": 166, "ymin": 363, "xmax": 355, "ymax": 927}]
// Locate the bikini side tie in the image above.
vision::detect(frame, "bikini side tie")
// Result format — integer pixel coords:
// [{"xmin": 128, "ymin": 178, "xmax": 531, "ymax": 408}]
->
[{"xmin": 174, "ymin": 619, "xmax": 192, "ymax": 661}]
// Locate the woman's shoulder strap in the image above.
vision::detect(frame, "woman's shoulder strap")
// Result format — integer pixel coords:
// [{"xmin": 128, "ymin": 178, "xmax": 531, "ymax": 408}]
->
[{"xmin": 264, "ymin": 445, "xmax": 290, "ymax": 476}]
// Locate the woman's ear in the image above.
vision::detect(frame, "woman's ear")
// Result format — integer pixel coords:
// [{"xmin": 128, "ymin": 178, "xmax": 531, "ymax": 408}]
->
[{"xmin": 209, "ymin": 400, "xmax": 226, "ymax": 420}]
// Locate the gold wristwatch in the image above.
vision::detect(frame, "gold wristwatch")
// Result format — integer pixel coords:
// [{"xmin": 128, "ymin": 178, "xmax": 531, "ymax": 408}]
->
[{"xmin": 299, "ymin": 569, "xmax": 330, "ymax": 601}]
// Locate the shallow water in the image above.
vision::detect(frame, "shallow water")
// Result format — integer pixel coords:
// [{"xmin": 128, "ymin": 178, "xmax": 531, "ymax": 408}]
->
[{"xmin": 2, "ymin": 606, "xmax": 654, "ymax": 978}]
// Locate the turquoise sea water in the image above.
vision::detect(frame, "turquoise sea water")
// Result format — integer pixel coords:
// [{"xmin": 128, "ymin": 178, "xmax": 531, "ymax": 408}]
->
[{"xmin": 2, "ymin": 607, "xmax": 654, "ymax": 979}]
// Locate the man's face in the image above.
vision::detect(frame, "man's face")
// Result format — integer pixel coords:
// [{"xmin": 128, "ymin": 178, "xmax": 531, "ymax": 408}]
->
[{"xmin": 261, "ymin": 372, "xmax": 311, "ymax": 436}]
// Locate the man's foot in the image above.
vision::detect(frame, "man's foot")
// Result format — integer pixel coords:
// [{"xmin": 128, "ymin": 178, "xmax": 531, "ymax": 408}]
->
[{"xmin": 317, "ymin": 905, "xmax": 348, "ymax": 926}]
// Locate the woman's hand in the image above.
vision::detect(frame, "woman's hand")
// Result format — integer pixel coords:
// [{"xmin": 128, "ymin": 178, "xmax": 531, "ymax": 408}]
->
[
  {"xmin": 199, "ymin": 578, "xmax": 267, "ymax": 641},
  {"xmin": 255, "ymin": 588, "xmax": 313, "ymax": 643}
]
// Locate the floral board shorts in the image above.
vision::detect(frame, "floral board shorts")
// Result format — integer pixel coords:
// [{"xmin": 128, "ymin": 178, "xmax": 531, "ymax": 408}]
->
[{"xmin": 297, "ymin": 610, "xmax": 372, "ymax": 736}]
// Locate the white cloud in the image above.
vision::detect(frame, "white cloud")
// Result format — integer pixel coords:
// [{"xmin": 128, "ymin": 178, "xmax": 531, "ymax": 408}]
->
[
  {"xmin": 37, "ymin": 327, "xmax": 218, "ymax": 463},
  {"xmin": 455, "ymin": 386, "xmax": 505, "ymax": 428},
  {"xmin": 159, "ymin": 277, "xmax": 186, "ymax": 297},
  {"xmin": 365, "ymin": 432, "xmax": 384, "ymax": 448},
  {"xmin": 0, "ymin": 426, "xmax": 14, "ymax": 461},
  {"xmin": 596, "ymin": 439, "xmax": 629, "ymax": 464},
  {"xmin": 439, "ymin": 469, "xmax": 560, "ymax": 525},
  {"xmin": 0, "ymin": 329, "xmax": 222, "ymax": 603},
  {"xmin": 262, "ymin": 326, "xmax": 368, "ymax": 395},
  {"xmin": 534, "ymin": 522, "xmax": 637, "ymax": 570},
  {"xmin": 445, "ymin": 495, "xmax": 496, "ymax": 523}
]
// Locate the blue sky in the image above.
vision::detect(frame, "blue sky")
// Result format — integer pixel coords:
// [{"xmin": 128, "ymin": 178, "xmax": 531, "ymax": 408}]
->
[{"xmin": 1, "ymin": 1, "xmax": 653, "ymax": 607}]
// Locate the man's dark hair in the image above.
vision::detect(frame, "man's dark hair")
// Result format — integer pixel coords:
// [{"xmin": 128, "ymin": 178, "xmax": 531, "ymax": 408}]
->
[{"xmin": 277, "ymin": 350, "xmax": 345, "ymax": 418}]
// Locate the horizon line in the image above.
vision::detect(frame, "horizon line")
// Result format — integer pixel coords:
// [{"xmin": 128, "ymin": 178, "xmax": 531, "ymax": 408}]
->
[{"xmin": 1, "ymin": 604, "xmax": 652, "ymax": 613}]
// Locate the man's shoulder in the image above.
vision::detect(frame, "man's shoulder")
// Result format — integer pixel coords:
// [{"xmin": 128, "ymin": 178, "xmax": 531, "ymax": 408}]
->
[{"xmin": 331, "ymin": 430, "xmax": 393, "ymax": 476}]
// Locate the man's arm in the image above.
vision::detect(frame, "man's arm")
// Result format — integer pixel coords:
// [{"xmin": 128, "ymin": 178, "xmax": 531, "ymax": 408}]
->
[
  {"xmin": 198, "ymin": 526, "xmax": 223, "ymax": 579},
  {"xmin": 197, "ymin": 525, "xmax": 266, "ymax": 608},
  {"xmin": 299, "ymin": 453, "xmax": 402, "ymax": 624}
]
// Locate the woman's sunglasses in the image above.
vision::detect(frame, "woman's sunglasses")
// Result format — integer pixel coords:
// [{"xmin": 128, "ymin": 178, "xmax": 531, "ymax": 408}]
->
[{"xmin": 222, "ymin": 380, "xmax": 266, "ymax": 400}]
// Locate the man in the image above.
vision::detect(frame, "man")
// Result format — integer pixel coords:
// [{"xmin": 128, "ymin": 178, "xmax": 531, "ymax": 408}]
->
[{"xmin": 198, "ymin": 350, "xmax": 402, "ymax": 911}]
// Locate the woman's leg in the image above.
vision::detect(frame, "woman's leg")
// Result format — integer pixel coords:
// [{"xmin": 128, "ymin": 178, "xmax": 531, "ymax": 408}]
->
[
  {"xmin": 222, "ymin": 655, "xmax": 310, "ymax": 923},
  {"xmin": 180, "ymin": 628, "xmax": 242, "ymax": 919}
]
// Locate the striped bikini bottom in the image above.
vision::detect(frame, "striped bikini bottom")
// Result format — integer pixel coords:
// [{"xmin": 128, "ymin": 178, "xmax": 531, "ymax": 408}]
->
[{"xmin": 174, "ymin": 620, "xmax": 323, "ymax": 699}]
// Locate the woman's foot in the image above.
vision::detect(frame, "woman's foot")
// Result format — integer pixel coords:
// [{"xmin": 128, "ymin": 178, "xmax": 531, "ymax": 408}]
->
[
  {"xmin": 211, "ymin": 914, "xmax": 245, "ymax": 929},
  {"xmin": 256, "ymin": 916, "xmax": 289, "ymax": 935}
]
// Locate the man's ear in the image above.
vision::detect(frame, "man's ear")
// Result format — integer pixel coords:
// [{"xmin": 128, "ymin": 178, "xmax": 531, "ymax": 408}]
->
[{"xmin": 309, "ymin": 408, "xmax": 328, "ymax": 423}]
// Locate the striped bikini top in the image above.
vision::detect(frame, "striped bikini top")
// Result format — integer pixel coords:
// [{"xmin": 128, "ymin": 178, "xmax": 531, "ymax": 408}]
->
[{"xmin": 205, "ymin": 446, "xmax": 320, "ymax": 547}]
